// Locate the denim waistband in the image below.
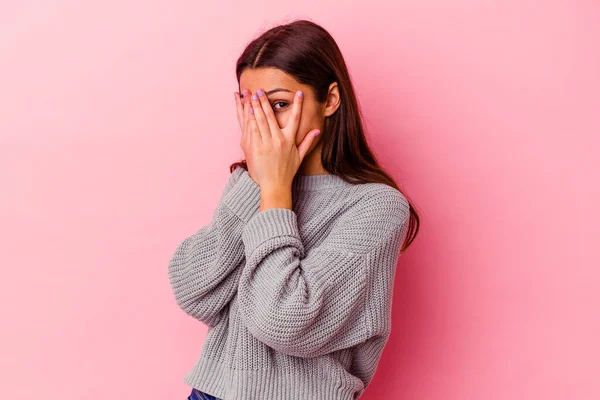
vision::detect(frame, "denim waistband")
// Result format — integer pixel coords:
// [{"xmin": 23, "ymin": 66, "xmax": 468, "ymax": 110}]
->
[{"xmin": 188, "ymin": 387, "xmax": 221, "ymax": 400}]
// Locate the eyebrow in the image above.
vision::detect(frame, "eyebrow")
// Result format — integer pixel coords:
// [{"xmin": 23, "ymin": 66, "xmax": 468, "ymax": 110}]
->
[{"xmin": 266, "ymin": 88, "xmax": 293, "ymax": 96}]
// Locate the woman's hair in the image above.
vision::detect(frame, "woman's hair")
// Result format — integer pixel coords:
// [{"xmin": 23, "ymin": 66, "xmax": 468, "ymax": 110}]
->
[{"xmin": 229, "ymin": 19, "xmax": 420, "ymax": 253}]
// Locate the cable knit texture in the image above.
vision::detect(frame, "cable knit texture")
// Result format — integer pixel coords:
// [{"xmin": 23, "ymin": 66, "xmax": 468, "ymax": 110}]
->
[{"xmin": 168, "ymin": 166, "xmax": 410, "ymax": 400}]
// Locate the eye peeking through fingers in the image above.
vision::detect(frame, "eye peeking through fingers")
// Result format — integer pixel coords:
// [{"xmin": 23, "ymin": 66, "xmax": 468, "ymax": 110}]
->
[{"xmin": 272, "ymin": 101, "xmax": 289, "ymax": 111}]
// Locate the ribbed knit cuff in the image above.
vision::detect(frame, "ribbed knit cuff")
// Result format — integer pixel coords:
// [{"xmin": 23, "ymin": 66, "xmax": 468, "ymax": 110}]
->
[
  {"xmin": 241, "ymin": 208, "xmax": 304, "ymax": 258},
  {"xmin": 221, "ymin": 169, "xmax": 261, "ymax": 223}
]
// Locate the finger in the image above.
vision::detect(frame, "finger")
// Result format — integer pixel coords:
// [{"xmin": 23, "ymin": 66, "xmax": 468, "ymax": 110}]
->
[
  {"xmin": 236, "ymin": 91, "xmax": 249, "ymax": 150},
  {"xmin": 242, "ymin": 90, "xmax": 252, "ymax": 145},
  {"xmin": 247, "ymin": 106, "xmax": 262, "ymax": 145},
  {"xmin": 256, "ymin": 88, "xmax": 280, "ymax": 136},
  {"xmin": 282, "ymin": 90, "xmax": 304, "ymax": 138},
  {"xmin": 237, "ymin": 91, "xmax": 250, "ymax": 151},
  {"xmin": 234, "ymin": 91, "xmax": 244, "ymax": 131},
  {"xmin": 297, "ymin": 128, "xmax": 321, "ymax": 161},
  {"xmin": 251, "ymin": 90, "xmax": 272, "ymax": 141}
]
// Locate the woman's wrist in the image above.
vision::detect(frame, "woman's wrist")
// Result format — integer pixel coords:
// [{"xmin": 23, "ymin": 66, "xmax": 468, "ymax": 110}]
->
[{"xmin": 259, "ymin": 187, "xmax": 292, "ymax": 212}]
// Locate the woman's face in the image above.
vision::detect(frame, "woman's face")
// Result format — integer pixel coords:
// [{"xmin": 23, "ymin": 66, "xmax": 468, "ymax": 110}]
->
[{"xmin": 238, "ymin": 67, "xmax": 327, "ymax": 147}]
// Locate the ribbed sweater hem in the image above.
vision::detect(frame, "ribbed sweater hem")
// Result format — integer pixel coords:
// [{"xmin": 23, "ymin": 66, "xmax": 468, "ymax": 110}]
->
[{"xmin": 183, "ymin": 355, "xmax": 363, "ymax": 400}]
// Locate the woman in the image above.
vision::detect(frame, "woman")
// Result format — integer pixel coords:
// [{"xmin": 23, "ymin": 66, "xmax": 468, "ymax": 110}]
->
[{"xmin": 169, "ymin": 19, "xmax": 420, "ymax": 400}]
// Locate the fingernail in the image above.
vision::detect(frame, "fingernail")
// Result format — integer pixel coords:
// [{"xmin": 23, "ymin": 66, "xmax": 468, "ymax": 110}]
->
[
  {"xmin": 250, "ymin": 107, "xmax": 254, "ymax": 114},
  {"xmin": 257, "ymin": 89, "xmax": 264, "ymax": 96},
  {"xmin": 297, "ymin": 90, "xmax": 303, "ymax": 97},
  {"xmin": 252, "ymin": 94, "xmax": 258, "ymax": 101},
  {"xmin": 315, "ymin": 130, "xmax": 320, "ymax": 136}
]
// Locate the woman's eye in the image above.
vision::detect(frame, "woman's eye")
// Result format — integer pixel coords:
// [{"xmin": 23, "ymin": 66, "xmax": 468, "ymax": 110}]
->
[{"xmin": 272, "ymin": 101, "xmax": 289, "ymax": 110}]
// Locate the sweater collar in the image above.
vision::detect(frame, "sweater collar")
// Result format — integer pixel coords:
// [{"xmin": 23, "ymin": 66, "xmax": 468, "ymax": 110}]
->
[{"xmin": 292, "ymin": 172, "xmax": 351, "ymax": 192}]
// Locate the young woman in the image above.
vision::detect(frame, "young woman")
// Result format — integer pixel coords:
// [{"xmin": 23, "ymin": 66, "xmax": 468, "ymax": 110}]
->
[{"xmin": 169, "ymin": 19, "xmax": 420, "ymax": 400}]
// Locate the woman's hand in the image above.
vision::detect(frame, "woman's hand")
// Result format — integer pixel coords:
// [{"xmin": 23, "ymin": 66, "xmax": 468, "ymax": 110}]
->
[
  {"xmin": 242, "ymin": 88, "xmax": 320, "ymax": 194},
  {"xmin": 234, "ymin": 89, "xmax": 259, "ymax": 183}
]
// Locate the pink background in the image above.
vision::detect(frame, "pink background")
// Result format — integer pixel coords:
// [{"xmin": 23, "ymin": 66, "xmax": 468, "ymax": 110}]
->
[{"xmin": 1, "ymin": 1, "xmax": 598, "ymax": 399}]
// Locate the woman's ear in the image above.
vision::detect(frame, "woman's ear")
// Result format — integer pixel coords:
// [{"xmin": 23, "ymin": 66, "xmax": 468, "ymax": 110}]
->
[{"xmin": 324, "ymin": 82, "xmax": 341, "ymax": 117}]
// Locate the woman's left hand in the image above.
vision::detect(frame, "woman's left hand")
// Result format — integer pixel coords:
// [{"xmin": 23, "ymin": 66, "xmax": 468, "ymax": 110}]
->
[{"xmin": 244, "ymin": 88, "xmax": 321, "ymax": 194}]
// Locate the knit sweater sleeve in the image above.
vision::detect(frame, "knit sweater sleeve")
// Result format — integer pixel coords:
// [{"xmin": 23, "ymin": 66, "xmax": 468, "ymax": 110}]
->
[
  {"xmin": 237, "ymin": 188, "xmax": 410, "ymax": 358},
  {"xmin": 168, "ymin": 167, "xmax": 260, "ymax": 327}
]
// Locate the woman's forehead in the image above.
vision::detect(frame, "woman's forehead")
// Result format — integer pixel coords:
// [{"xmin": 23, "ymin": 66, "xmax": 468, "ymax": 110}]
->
[{"xmin": 240, "ymin": 68, "xmax": 300, "ymax": 93}]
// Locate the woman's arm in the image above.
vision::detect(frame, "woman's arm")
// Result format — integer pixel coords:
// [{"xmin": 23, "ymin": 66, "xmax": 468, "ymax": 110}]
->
[
  {"xmin": 168, "ymin": 167, "xmax": 260, "ymax": 327},
  {"xmin": 236, "ymin": 188, "xmax": 410, "ymax": 358}
]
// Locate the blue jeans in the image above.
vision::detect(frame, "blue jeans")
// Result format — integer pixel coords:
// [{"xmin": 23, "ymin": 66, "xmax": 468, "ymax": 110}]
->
[{"xmin": 187, "ymin": 387, "xmax": 221, "ymax": 400}]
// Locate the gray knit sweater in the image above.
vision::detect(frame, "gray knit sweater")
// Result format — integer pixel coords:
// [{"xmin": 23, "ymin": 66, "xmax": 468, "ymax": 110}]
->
[{"xmin": 168, "ymin": 166, "xmax": 410, "ymax": 400}]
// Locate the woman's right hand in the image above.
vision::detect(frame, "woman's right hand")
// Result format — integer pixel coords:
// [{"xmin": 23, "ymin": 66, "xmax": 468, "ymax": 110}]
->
[{"xmin": 234, "ymin": 89, "xmax": 258, "ymax": 184}]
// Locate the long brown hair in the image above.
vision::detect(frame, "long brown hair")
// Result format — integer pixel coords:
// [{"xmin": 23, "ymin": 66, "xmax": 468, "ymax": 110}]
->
[{"xmin": 229, "ymin": 19, "xmax": 420, "ymax": 252}]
